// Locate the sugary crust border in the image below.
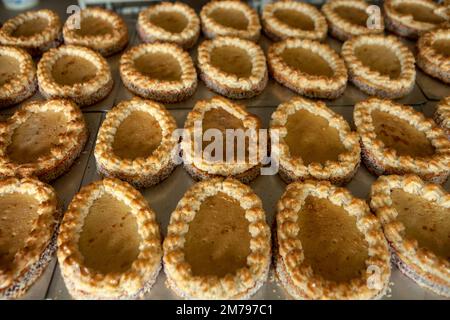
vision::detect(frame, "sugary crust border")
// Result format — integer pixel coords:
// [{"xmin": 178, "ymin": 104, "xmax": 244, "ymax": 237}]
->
[
  {"xmin": 417, "ymin": 28, "xmax": 450, "ymax": 84},
  {"xmin": 322, "ymin": 0, "xmax": 384, "ymax": 41},
  {"xmin": 370, "ymin": 174, "xmax": 450, "ymax": 296},
  {"xmin": 434, "ymin": 96, "xmax": 450, "ymax": 139},
  {"xmin": 342, "ymin": 34, "xmax": 416, "ymax": 99},
  {"xmin": 200, "ymin": 0, "xmax": 261, "ymax": 41},
  {"xmin": 163, "ymin": 178, "xmax": 271, "ymax": 299},
  {"xmin": 268, "ymin": 38, "xmax": 348, "ymax": 99},
  {"xmin": 270, "ymin": 96, "xmax": 360, "ymax": 185},
  {"xmin": 63, "ymin": 7, "xmax": 129, "ymax": 57},
  {"xmin": 0, "ymin": 9, "xmax": 62, "ymax": 56},
  {"xmin": 0, "ymin": 99, "xmax": 88, "ymax": 182},
  {"xmin": 37, "ymin": 45, "xmax": 113, "ymax": 107},
  {"xmin": 94, "ymin": 98, "xmax": 179, "ymax": 188},
  {"xmin": 261, "ymin": 1, "xmax": 327, "ymax": 41},
  {"xmin": 276, "ymin": 180, "xmax": 391, "ymax": 300},
  {"xmin": 137, "ymin": 2, "xmax": 200, "ymax": 50},
  {"xmin": 181, "ymin": 96, "xmax": 262, "ymax": 177},
  {"xmin": 0, "ymin": 46, "xmax": 37, "ymax": 108},
  {"xmin": 120, "ymin": 42, "xmax": 197, "ymax": 103},
  {"xmin": 354, "ymin": 98, "xmax": 450, "ymax": 183},
  {"xmin": 57, "ymin": 178, "xmax": 162, "ymax": 299}
]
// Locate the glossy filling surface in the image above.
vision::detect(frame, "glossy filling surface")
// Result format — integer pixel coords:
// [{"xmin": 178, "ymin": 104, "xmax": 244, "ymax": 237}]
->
[
  {"xmin": 51, "ymin": 56, "xmax": 98, "ymax": 86},
  {"xmin": 183, "ymin": 192, "xmax": 250, "ymax": 277},
  {"xmin": 285, "ymin": 109, "xmax": 346, "ymax": 165},
  {"xmin": 355, "ymin": 45, "xmax": 401, "ymax": 79},
  {"xmin": 11, "ymin": 17, "xmax": 48, "ymax": 37},
  {"xmin": 281, "ymin": 47, "xmax": 334, "ymax": 77},
  {"xmin": 208, "ymin": 8, "xmax": 249, "ymax": 30},
  {"xmin": 334, "ymin": 6, "xmax": 368, "ymax": 27},
  {"xmin": 371, "ymin": 110, "xmax": 435, "ymax": 157},
  {"xmin": 149, "ymin": 11, "xmax": 188, "ymax": 33},
  {"xmin": 112, "ymin": 111, "xmax": 162, "ymax": 160},
  {"xmin": 296, "ymin": 196, "xmax": 369, "ymax": 282},
  {"xmin": 76, "ymin": 16, "xmax": 114, "ymax": 36},
  {"xmin": 0, "ymin": 55, "xmax": 20, "ymax": 86},
  {"xmin": 210, "ymin": 45, "xmax": 253, "ymax": 78},
  {"xmin": 273, "ymin": 8, "xmax": 315, "ymax": 30},
  {"xmin": 78, "ymin": 193, "xmax": 141, "ymax": 273},
  {"xmin": 394, "ymin": 3, "xmax": 446, "ymax": 24},
  {"xmin": 432, "ymin": 39, "xmax": 450, "ymax": 57},
  {"xmin": 134, "ymin": 52, "xmax": 182, "ymax": 81}
]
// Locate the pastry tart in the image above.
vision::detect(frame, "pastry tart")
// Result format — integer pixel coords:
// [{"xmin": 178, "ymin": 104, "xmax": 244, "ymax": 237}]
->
[
  {"xmin": 276, "ymin": 180, "xmax": 391, "ymax": 300},
  {"xmin": 370, "ymin": 175, "xmax": 450, "ymax": 297},
  {"xmin": 37, "ymin": 45, "xmax": 113, "ymax": 107},
  {"xmin": 137, "ymin": 2, "xmax": 200, "ymax": 50},
  {"xmin": 200, "ymin": 0, "xmax": 261, "ymax": 41},
  {"xmin": 341, "ymin": 34, "xmax": 416, "ymax": 99},
  {"xmin": 268, "ymin": 38, "xmax": 348, "ymax": 99},
  {"xmin": 261, "ymin": 1, "xmax": 328, "ymax": 41},
  {"xmin": 0, "ymin": 46, "xmax": 36, "ymax": 108},
  {"xmin": 384, "ymin": 0, "xmax": 448, "ymax": 39},
  {"xmin": 270, "ymin": 97, "xmax": 360, "ymax": 185},
  {"xmin": 63, "ymin": 7, "xmax": 128, "ymax": 57},
  {"xmin": 181, "ymin": 96, "xmax": 262, "ymax": 183},
  {"xmin": 94, "ymin": 98, "xmax": 178, "ymax": 188},
  {"xmin": 120, "ymin": 43, "xmax": 197, "ymax": 103},
  {"xmin": 197, "ymin": 36, "xmax": 267, "ymax": 99},
  {"xmin": 354, "ymin": 98, "xmax": 450, "ymax": 184},
  {"xmin": 0, "ymin": 177, "xmax": 59, "ymax": 299},
  {"xmin": 163, "ymin": 178, "xmax": 271, "ymax": 299},
  {"xmin": 0, "ymin": 9, "xmax": 62, "ymax": 56},
  {"xmin": 417, "ymin": 28, "xmax": 450, "ymax": 84},
  {"xmin": 322, "ymin": 0, "xmax": 384, "ymax": 41},
  {"xmin": 57, "ymin": 178, "xmax": 162, "ymax": 300},
  {"xmin": 434, "ymin": 96, "xmax": 450, "ymax": 139}
]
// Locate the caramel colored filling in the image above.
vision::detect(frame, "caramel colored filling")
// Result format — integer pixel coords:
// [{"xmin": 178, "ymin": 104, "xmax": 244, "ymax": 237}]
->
[
  {"xmin": 391, "ymin": 189, "xmax": 450, "ymax": 260},
  {"xmin": 355, "ymin": 45, "xmax": 401, "ymax": 79},
  {"xmin": 296, "ymin": 196, "xmax": 369, "ymax": 282},
  {"xmin": 285, "ymin": 109, "xmax": 346, "ymax": 165},
  {"xmin": 281, "ymin": 47, "xmax": 334, "ymax": 77},
  {"xmin": 78, "ymin": 194, "xmax": 141, "ymax": 273},
  {"xmin": 134, "ymin": 52, "xmax": 182, "ymax": 81},
  {"xmin": 210, "ymin": 45, "xmax": 253, "ymax": 78},
  {"xmin": 0, "ymin": 194, "xmax": 39, "ymax": 270},
  {"xmin": 273, "ymin": 9, "xmax": 315, "ymax": 30},
  {"xmin": 334, "ymin": 6, "xmax": 369, "ymax": 27},
  {"xmin": 12, "ymin": 17, "xmax": 48, "ymax": 37},
  {"xmin": 76, "ymin": 16, "xmax": 114, "ymax": 36},
  {"xmin": 432, "ymin": 39, "xmax": 450, "ymax": 57},
  {"xmin": 149, "ymin": 11, "xmax": 188, "ymax": 33},
  {"xmin": 184, "ymin": 192, "xmax": 250, "ymax": 277},
  {"xmin": 208, "ymin": 8, "xmax": 249, "ymax": 30},
  {"xmin": 394, "ymin": 3, "xmax": 446, "ymax": 24},
  {"xmin": 112, "ymin": 111, "xmax": 162, "ymax": 160},
  {"xmin": 7, "ymin": 111, "xmax": 67, "ymax": 164},
  {"xmin": 0, "ymin": 55, "xmax": 20, "ymax": 86},
  {"xmin": 371, "ymin": 110, "xmax": 435, "ymax": 157},
  {"xmin": 51, "ymin": 55, "xmax": 98, "ymax": 86}
]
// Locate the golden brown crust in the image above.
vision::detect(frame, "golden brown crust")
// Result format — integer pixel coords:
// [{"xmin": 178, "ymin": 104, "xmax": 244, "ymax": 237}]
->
[
  {"xmin": 417, "ymin": 28, "xmax": 450, "ymax": 84},
  {"xmin": 434, "ymin": 96, "xmax": 450, "ymax": 139}
]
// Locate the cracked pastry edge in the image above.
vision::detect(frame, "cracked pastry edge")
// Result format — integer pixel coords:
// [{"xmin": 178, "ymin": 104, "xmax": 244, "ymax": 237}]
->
[
  {"xmin": 354, "ymin": 98, "xmax": 450, "ymax": 184},
  {"xmin": 63, "ymin": 7, "xmax": 129, "ymax": 57},
  {"xmin": 57, "ymin": 178, "xmax": 162, "ymax": 300},
  {"xmin": 163, "ymin": 178, "xmax": 271, "ymax": 300},
  {"xmin": 0, "ymin": 9, "xmax": 62, "ymax": 56},
  {"xmin": 261, "ymin": 1, "xmax": 327, "ymax": 41},
  {"xmin": 37, "ymin": 45, "xmax": 113, "ymax": 107},
  {"xmin": 120, "ymin": 42, "xmax": 197, "ymax": 103},
  {"xmin": 434, "ymin": 96, "xmax": 450, "ymax": 139},
  {"xmin": 267, "ymin": 38, "xmax": 348, "ymax": 99},
  {"xmin": 370, "ymin": 174, "xmax": 450, "ymax": 297},
  {"xmin": 417, "ymin": 28, "xmax": 450, "ymax": 84},
  {"xmin": 0, "ymin": 99, "xmax": 88, "ymax": 182},
  {"xmin": 342, "ymin": 34, "xmax": 416, "ymax": 99},
  {"xmin": 200, "ymin": 0, "xmax": 261, "ymax": 41},
  {"xmin": 137, "ymin": 2, "xmax": 200, "ymax": 50}
]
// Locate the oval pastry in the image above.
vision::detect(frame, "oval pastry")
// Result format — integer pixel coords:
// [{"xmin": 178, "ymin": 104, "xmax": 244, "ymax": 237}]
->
[
  {"xmin": 163, "ymin": 178, "xmax": 271, "ymax": 299},
  {"xmin": 57, "ymin": 178, "xmax": 162, "ymax": 300},
  {"xmin": 0, "ymin": 177, "xmax": 59, "ymax": 299},
  {"xmin": 270, "ymin": 97, "xmax": 360, "ymax": 185},
  {"xmin": 371, "ymin": 175, "xmax": 450, "ymax": 297},
  {"xmin": 434, "ymin": 96, "xmax": 450, "ymax": 139},
  {"xmin": 95, "ymin": 98, "xmax": 178, "ymax": 188},
  {"xmin": 63, "ymin": 7, "xmax": 129, "ymax": 57},
  {"xmin": 354, "ymin": 98, "xmax": 450, "ymax": 184},
  {"xmin": 0, "ymin": 99, "xmax": 88, "ymax": 182},
  {"xmin": 37, "ymin": 45, "xmax": 113, "ymax": 107},
  {"xmin": 137, "ymin": 1, "xmax": 200, "ymax": 49},
  {"xmin": 417, "ymin": 28, "xmax": 450, "ymax": 84},
  {"xmin": 120, "ymin": 43, "xmax": 197, "ymax": 103}
]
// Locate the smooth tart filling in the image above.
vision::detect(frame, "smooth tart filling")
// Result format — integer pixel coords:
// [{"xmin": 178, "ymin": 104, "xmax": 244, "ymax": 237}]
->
[
  {"xmin": 76, "ymin": 16, "xmax": 113, "ymax": 36},
  {"xmin": 12, "ymin": 17, "xmax": 49, "ymax": 38},
  {"xmin": 354, "ymin": 45, "xmax": 401, "ymax": 79},
  {"xmin": 333, "ymin": 6, "xmax": 368, "ymax": 27},
  {"xmin": 51, "ymin": 56, "xmax": 97, "ymax": 86},
  {"xmin": 0, "ymin": 55, "xmax": 20, "ymax": 86},
  {"xmin": 210, "ymin": 46, "xmax": 253, "ymax": 78},
  {"xmin": 150, "ymin": 11, "xmax": 188, "ymax": 33},
  {"xmin": 133, "ymin": 52, "xmax": 182, "ymax": 81},
  {"xmin": 393, "ymin": 3, "xmax": 446, "ymax": 25},
  {"xmin": 280, "ymin": 47, "xmax": 334, "ymax": 78},
  {"xmin": 274, "ymin": 9, "xmax": 314, "ymax": 30},
  {"xmin": 209, "ymin": 8, "xmax": 249, "ymax": 31}
]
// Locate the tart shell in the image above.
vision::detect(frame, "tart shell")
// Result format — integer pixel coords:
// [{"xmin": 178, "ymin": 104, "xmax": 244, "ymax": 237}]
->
[
  {"xmin": 417, "ymin": 28, "xmax": 450, "ymax": 84},
  {"xmin": 434, "ymin": 96, "xmax": 450, "ymax": 139}
]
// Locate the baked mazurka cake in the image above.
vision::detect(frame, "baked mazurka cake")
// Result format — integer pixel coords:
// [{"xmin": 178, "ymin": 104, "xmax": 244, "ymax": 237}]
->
[
  {"xmin": 163, "ymin": 178, "xmax": 271, "ymax": 299},
  {"xmin": 276, "ymin": 180, "xmax": 391, "ymax": 299},
  {"xmin": 95, "ymin": 98, "xmax": 178, "ymax": 188},
  {"xmin": 371, "ymin": 175, "xmax": 450, "ymax": 297},
  {"xmin": 434, "ymin": 96, "xmax": 450, "ymax": 138},
  {"xmin": 0, "ymin": 177, "xmax": 59, "ymax": 299},
  {"xmin": 57, "ymin": 178, "xmax": 162, "ymax": 300},
  {"xmin": 0, "ymin": 99, "xmax": 88, "ymax": 182}
]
